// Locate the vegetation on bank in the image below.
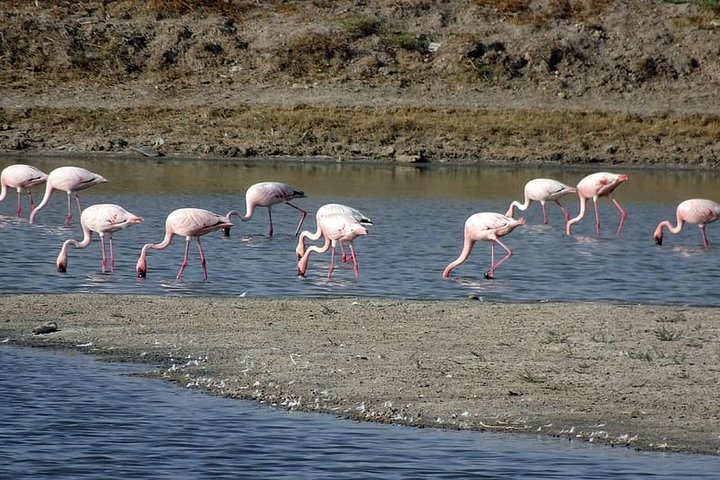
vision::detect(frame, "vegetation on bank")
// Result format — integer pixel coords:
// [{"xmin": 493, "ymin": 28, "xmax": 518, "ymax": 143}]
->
[
  {"xmin": 1, "ymin": 1, "xmax": 719, "ymax": 165},
  {"xmin": 3, "ymin": 103, "xmax": 719, "ymax": 166}
]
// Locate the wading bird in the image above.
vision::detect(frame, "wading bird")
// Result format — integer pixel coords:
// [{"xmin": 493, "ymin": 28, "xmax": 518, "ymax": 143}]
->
[
  {"xmin": 566, "ymin": 172, "xmax": 628, "ymax": 236},
  {"xmin": 29, "ymin": 166, "xmax": 108, "ymax": 225},
  {"xmin": 653, "ymin": 198, "xmax": 720, "ymax": 247},
  {"xmin": 0, "ymin": 164, "xmax": 48, "ymax": 217},
  {"xmin": 225, "ymin": 181, "xmax": 306, "ymax": 237},
  {"xmin": 297, "ymin": 213, "xmax": 369, "ymax": 281},
  {"xmin": 443, "ymin": 212, "xmax": 524, "ymax": 280},
  {"xmin": 136, "ymin": 208, "xmax": 232, "ymax": 281},
  {"xmin": 505, "ymin": 178, "xmax": 576, "ymax": 224},
  {"xmin": 296, "ymin": 203, "xmax": 373, "ymax": 259},
  {"xmin": 56, "ymin": 204, "xmax": 143, "ymax": 273}
]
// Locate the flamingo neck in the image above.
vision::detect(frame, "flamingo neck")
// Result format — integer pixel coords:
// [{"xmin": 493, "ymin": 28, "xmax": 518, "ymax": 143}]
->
[
  {"xmin": 29, "ymin": 186, "xmax": 55, "ymax": 223},
  {"xmin": 59, "ymin": 226, "xmax": 94, "ymax": 259},
  {"xmin": 513, "ymin": 197, "xmax": 532, "ymax": 212},
  {"xmin": 139, "ymin": 231, "xmax": 175, "ymax": 259},
  {"xmin": 442, "ymin": 233, "xmax": 476, "ymax": 278},
  {"xmin": 666, "ymin": 214, "xmax": 685, "ymax": 235},
  {"xmin": 566, "ymin": 196, "xmax": 588, "ymax": 232},
  {"xmin": 0, "ymin": 181, "xmax": 7, "ymax": 201},
  {"xmin": 298, "ymin": 236, "xmax": 331, "ymax": 272},
  {"xmin": 296, "ymin": 224, "xmax": 323, "ymax": 257},
  {"xmin": 240, "ymin": 199, "xmax": 256, "ymax": 222}
]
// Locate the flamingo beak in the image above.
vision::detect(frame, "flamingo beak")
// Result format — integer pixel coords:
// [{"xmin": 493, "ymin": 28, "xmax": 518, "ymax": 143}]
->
[{"xmin": 57, "ymin": 264, "xmax": 66, "ymax": 273}]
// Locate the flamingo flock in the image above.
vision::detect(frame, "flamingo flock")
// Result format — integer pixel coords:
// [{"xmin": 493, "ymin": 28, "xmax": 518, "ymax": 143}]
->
[{"xmin": 2, "ymin": 163, "xmax": 719, "ymax": 282}]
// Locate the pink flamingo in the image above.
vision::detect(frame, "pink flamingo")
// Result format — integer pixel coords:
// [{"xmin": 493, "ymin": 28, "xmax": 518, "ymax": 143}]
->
[
  {"xmin": 225, "ymin": 181, "xmax": 306, "ymax": 237},
  {"xmin": 56, "ymin": 204, "xmax": 143, "ymax": 273},
  {"xmin": 566, "ymin": 172, "xmax": 629, "ymax": 236},
  {"xmin": 0, "ymin": 164, "xmax": 48, "ymax": 217},
  {"xmin": 505, "ymin": 178, "xmax": 576, "ymax": 224},
  {"xmin": 443, "ymin": 212, "xmax": 525, "ymax": 280},
  {"xmin": 136, "ymin": 208, "xmax": 233, "ymax": 280},
  {"xmin": 29, "ymin": 166, "xmax": 108, "ymax": 225},
  {"xmin": 653, "ymin": 199, "xmax": 720, "ymax": 247},
  {"xmin": 297, "ymin": 213, "xmax": 369, "ymax": 280},
  {"xmin": 296, "ymin": 203, "xmax": 373, "ymax": 259}
]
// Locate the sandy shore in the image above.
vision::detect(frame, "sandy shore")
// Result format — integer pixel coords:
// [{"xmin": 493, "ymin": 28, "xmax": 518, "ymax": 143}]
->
[{"xmin": 1, "ymin": 294, "xmax": 718, "ymax": 456}]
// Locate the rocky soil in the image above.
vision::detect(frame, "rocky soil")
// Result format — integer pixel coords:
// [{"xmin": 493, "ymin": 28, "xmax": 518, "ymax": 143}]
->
[{"xmin": 1, "ymin": 0, "xmax": 719, "ymax": 167}]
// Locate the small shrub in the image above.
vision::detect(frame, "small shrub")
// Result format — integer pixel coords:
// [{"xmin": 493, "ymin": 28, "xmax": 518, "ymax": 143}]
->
[
  {"xmin": 656, "ymin": 313, "xmax": 687, "ymax": 323},
  {"xmin": 385, "ymin": 33, "xmax": 428, "ymax": 53},
  {"xmin": 541, "ymin": 330, "xmax": 568, "ymax": 344},
  {"xmin": 339, "ymin": 15, "xmax": 381, "ymax": 39},
  {"xmin": 519, "ymin": 371, "xmax": 546, "ymax": 383},
  {"xmin": 628, "ymin": 350, "xmax": 653, "ymax": 361},
  {"xmin": 654, "ymin": 325, "xmax": 683, "ymax": 341}
]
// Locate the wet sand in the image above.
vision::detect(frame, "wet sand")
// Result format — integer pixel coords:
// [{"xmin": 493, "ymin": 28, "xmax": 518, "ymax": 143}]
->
[{"xmin": 1, "ymin": 294, "xmax": 718, "ymax": 456}]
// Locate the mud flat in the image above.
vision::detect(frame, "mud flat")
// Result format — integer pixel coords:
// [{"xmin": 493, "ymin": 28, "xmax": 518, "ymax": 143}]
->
[{"xmin": 1, "ymin": 294, "xmax": 718, "ymax": 455}]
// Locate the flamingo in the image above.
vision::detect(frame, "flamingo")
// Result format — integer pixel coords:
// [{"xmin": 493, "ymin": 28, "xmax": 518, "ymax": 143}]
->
[
  {"xmin": 225, "ymin": 181, "xmax": 306, "ymax": 237},
  {"xmin": 443, "ymin": 212, "xmax": 525, "ymax": 280},
  {"xmin": 505, "ymin": 178, "xmax": 576, "ymax": 224},
  {"xmin": 56, "ymin": 204, "xmax": 143, "ymax": 274},
  {"xmin": 296, "ymin": 203, "xmax": 373, "ymax": 259},
  {"xmin": 297, "ymin": 213, "xmax": 369, "ymax": 281},
  {"xmin": 653, "ymin": 199, "xmax": 720, "ymax": 247},
  {"xmin": 29, "ymin": 166, "xmax": 108, "ymax": 225},
  {"xmin": 566, "ymin": 172, "xmax": 629, "ymax": 236},
  {"xmin": 136, "ymin": 208, "xmax": 233, "ymax": 280},
  {"xmin": 0, "ymin": 164, "xmax": 48, "ymax": 217}
]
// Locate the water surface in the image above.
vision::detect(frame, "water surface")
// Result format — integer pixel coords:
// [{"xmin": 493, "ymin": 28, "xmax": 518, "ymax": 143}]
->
[
  {"xmin": 1, "ymin": 157, "xmax": 718, "ymax": 305},
  {"xmin": 2, "ymin": 345, "xmax": 718, "ymax": 479}
]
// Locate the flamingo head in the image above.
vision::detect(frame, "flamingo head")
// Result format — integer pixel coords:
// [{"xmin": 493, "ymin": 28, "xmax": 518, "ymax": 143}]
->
[
  {"xmin": 136, "ymin": 257, "xmax": 147, "ymax": 278},
  {"xmin": 56, "ymin": 253, "xmax": 68, "ymax": 273},
  {"xmin": 653, "ymin": 230, "xmax": 663, "ymax": 246}
]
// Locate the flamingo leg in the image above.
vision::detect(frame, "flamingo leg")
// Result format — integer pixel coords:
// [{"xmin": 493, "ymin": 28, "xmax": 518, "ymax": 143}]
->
[
  {"xmin": 28, "ymin": 190, "xmax": 36, "ymax": 211},
  {"xmin": 196, "ymin": 238, "xmax": 208, "ymax": 281},
  {"xmin": 108, "ymin": 235, "xmax": 115, "ymax": 273},
  {"xmin": 16, "ymin": 192, "xmax": 23, "ymax": 217},
  {"xmin": 349, "ymin": 244, "xmax": 360, "ymax": 281},
  {"xmin": 486, "ymin": 239, "xmax": 513, "ymax": 279},
  {"xmin": 485, "ymin": 242, "xmax": 496, "ymax": 279},
  {"xmin": 75, "ymin": 194, "xmax": 83, "ymax": 217},
  {"xmin": 700, "ymin": 225, "xmax": 710, "ymax": 248},
  {"xmin": 100, "ymin": 235, "xmax": 108, "ymax": 273},
  {"xmin": 328, "ymin": 242, "xmax": 337, "ymax": 278},
  {"xmin": 287, "ymin": 202, "xmax": 308, "ymax": 236},
  {"xmin": 340, "ymin": 241, "xmax": 349, "ymax": 262},
  {"xmin": 556, "ymin": 200, "xmax": 571, "ymax": 223},
  {"xmin": 267, "ymin": 207, "xmax": 274, "ymax": 237},
  {"xmin": 610, "ymin": 196, "xmax": 627, "ymax": 236},
  {"xmin": 65, "ymin": 193, "xmax": 74, "ymax": 225},
  {"xmin": 177, "ymin": 238, "xmax": 192, "ymax": 279},
  {"xmin": 593, "ymin": 198, "xmax": 601, "ymax": 236},
  {"xmin": 540, "ymin": 202, "xmax": 549, "ymax": 224}
]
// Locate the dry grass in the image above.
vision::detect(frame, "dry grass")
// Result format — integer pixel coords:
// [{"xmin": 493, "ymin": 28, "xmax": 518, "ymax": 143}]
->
[
  {"xmin": 474, "ymin": 0, "xmax": 614, "ymax": 22},
  {"xmin": 4, "ymin": 103, "xmax": 719, "ymax": 164}
]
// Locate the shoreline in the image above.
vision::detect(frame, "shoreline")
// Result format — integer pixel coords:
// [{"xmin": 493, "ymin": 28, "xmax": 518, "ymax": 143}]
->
[
  {"xmin": 2, "ymin": 294, "xmax": 718, "ymax": 456},
  {"xmin": 2, "ymin": 149, "xmax": 718, "ymax": 173}
]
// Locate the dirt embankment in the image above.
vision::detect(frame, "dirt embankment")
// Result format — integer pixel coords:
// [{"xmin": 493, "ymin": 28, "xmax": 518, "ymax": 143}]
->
[{"xmin": 1, "ymin": 1, "xmax": 719, "ymax": 167}]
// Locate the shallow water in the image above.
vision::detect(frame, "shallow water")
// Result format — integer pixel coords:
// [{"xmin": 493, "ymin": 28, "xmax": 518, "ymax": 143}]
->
[
  {"xmin": 2, "ymin": 345, "xmax": 718, "ymax": 479},
  {"xmin": 1, "ymin": 157, "xmax": 719, "ymax": 305}
]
